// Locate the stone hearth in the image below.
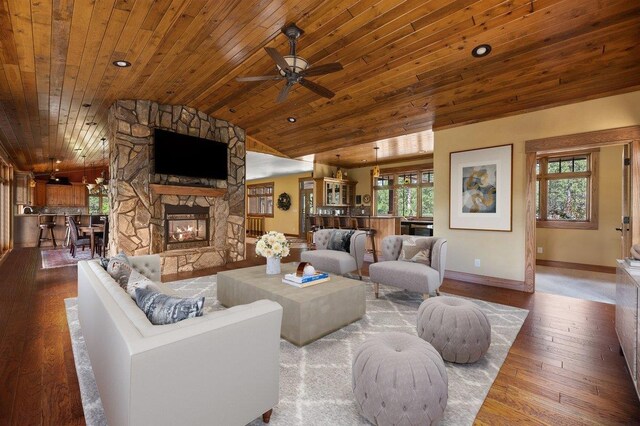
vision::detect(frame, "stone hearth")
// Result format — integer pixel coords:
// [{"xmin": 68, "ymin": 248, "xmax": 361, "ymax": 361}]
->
[{"xmin": 107, "ymin": 100, "xmax": 246, "ymax": 275}]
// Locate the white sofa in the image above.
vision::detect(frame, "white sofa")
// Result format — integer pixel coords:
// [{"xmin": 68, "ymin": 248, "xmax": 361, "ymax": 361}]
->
[{"xmin": 77, "ymin": 255, "xmax": 283, "ymax": 426}]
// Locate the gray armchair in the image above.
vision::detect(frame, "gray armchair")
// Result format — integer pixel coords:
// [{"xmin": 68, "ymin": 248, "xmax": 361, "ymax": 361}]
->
[
  {"xmin": 301, "ymin": 229, "xmax": 367, "ymax": 277},
  {"xmin": 369, "ymin": 235, "xmax": 447, "ymax": 299}
]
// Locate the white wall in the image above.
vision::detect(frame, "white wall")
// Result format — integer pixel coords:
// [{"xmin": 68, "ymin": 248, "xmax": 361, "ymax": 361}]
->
[{"xmin": 434, "ymin": 91, "xmax": 640, "ymax": 282}]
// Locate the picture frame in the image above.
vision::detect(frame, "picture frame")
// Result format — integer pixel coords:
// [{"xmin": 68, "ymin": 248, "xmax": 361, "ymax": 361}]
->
[{"xmin": 449, "ymin": 144, "xmax": 513, "ymax": 231}]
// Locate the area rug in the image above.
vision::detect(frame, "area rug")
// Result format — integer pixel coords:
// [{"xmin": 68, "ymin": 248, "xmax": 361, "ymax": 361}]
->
[
  {"xmin": 536, "ymin": 265, "xmax": 615, "ymax": 304},
  {"xmin": 41, "ymin": 247, "xmax": 95, "ymax": 269},
  {"xmin": 65, "ymin": 275, "xmax": 528, "ymax": 426}
]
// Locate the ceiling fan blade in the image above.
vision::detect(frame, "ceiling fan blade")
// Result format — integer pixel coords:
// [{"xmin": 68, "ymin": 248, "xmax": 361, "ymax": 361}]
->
[
  {"xmin": 264, "ymin": 47, "xmax": 291, "ymax": 73},
  {"xmin": 299, "ymin": 78, "xmax": 335, "ymax": 99},
  {"xmin": 236, "ymin": 75, "xmax": 283, "ymax": 82},
  {"xmin": 276, "ymin": 83, "xmax": 293, "ymax": 103},
  {"xmin": 301, "ymin": 63, "xmax": 343, "ymax": 77}
]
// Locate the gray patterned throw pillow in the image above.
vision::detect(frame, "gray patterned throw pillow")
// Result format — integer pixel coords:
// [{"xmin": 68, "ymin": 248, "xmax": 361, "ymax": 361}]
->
[
  {"xmin": 107, "ymin": 251, "xmax": 133, "ymax": 289},
  {"xmin": 135, "ymin": 287, "xmax": 205, "ymax": 325},
  {"xmin": 328, "ymin": 230, "xmax": 354, "ymax": 252}
]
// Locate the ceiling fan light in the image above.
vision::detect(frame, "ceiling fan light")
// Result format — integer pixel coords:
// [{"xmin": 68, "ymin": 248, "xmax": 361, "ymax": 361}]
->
[{"xmin": 278, "ymin": 55, "xmax": 309, "ymax": 75}]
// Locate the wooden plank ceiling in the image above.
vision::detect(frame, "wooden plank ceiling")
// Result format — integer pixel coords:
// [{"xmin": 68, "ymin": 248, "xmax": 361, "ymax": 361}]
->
[{"xmin": 0, "ymin": 0, "xmax": 639, "ymax": 173}]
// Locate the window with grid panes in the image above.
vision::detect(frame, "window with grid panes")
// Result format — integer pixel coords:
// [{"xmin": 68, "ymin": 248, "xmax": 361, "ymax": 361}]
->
[
  {"xmin": 88, "ymin": 186, "xmax": 110, "ymax": 215},
  {"xmin": 373, "ymin": 167, "xmax": 434, "ymax": 218},
  {"xmin": 536, "ymin": 150, "xmax": 598, "ymax": 229},
  {"xmin": 247, "ymin": 183, "xmax": 274, "ymax": 217}
]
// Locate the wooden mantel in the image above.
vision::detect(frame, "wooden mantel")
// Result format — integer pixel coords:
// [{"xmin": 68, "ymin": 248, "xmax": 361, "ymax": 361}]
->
[{"xmin": 149, "ymin": 184, "xmax": 227, "ymax": 197}]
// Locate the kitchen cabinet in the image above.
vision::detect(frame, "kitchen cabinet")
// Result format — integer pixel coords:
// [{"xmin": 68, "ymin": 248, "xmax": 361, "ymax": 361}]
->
[
  {"xmin": 14, "ymin": 172, "xmax": 33, "ymax": 205},
  {"xmin": 616, "ymin": 261, "xmax": 640, "ymax": 400},
  {"xmin": 34, "ymin": 181, "xmax": 46, "ymax": 206},
  {"xmin": 72, "ymin": 183, "xmax": 87, "ymax": 206},
  {"xmin": 314, "ymin": 178, "xmax": 356, "ymax": 206},
  {"xmin": 44, "ymin": 183, "xmax": 87, "ymax": 207}
]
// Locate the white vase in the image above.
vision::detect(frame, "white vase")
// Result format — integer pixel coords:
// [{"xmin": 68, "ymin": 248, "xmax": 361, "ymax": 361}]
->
[{"xmin": 266, "ymin": 256, "xmax": 281, "ymax": 275}]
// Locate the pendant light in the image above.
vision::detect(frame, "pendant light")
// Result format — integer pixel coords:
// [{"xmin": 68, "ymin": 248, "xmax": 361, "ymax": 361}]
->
[
  {"xmin": 81, "ymin": 155, "xmax": 87, "ymax": 184},
  {"xmin": 372, "ymin": 147, "xmax": 380, "ymax": 178},
  {"xmin": 335, "ymin": 154, "xmax": 343, "ymax": 180},
  {"xmin": 87, "ymin": 162, "xmax": 95, "ymax": 192},
  {"xmin": 95, "ymin": 138, "xmax": 106, "ymax": 184}
]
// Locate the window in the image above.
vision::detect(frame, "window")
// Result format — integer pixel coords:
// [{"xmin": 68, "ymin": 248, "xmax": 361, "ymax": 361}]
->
[
  {"xmin": 247, "ymin": 183, "xmax": 274, "ymax": 217},
  {"xmin": 536, "ymin": 150, "xmax": 598, "ymax": 229},
  {"xmin": 88, "ymin": 186, "xmax": 110, "ymax": 215},
  {"xmin": 374, "ymin": 167, "xmax": 434, "ymax": 218}
]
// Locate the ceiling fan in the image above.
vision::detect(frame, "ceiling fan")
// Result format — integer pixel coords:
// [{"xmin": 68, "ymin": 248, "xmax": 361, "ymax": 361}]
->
[
  {"xmin": 33, "ymin": 158, "xmax": 71, "ymax": 185},
  {"xmin": 236, "ymin": 24, "xmax": 343, "ymax": 103}
]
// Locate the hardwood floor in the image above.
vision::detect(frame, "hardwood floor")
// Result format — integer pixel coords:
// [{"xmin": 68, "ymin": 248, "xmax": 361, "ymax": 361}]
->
[{"xmin": 0, "ymin": 247, "xmax": 638, "ymax": 425}]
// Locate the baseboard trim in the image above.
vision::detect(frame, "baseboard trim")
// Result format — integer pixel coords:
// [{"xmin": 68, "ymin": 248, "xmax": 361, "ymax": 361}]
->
[
  {"xmin": 536, "ymin": 259, "xmax": 616, "ymax": 274},
  {"xmin": 445, "ymin": 270, "xmax": 526, "ymax": 291},
  {"xmin": 0, "ymin": 249, "xmax": 10, "ymax": 268}
]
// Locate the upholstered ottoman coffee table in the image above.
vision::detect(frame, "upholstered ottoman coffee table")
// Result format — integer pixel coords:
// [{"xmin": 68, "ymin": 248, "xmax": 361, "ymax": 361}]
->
[
  {"xmin": 417, "ymin": 296, "xmax": 491, "ymax": 363},
  {"xmin": 217, "ymin": 263, "xmax": 365, "ymax": 346},
  {"xmin": 352, "ymin": 332, "xmax": 448, "ymax": 425}
]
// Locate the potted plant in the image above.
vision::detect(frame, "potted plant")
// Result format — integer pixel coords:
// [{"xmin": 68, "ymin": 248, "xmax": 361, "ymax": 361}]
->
[{"xmin": 255, "ymin": 231, "xmax": 291, "ymax": 274}]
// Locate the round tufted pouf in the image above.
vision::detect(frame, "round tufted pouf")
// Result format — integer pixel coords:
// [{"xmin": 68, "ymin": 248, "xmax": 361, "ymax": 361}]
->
[
  {"xmin": 352, "ymin": 332, "xmax": 448, "ymax": 425},
  {"xmin": 417, "ymin": 296, "xmax": 491, "ymax": 363}
]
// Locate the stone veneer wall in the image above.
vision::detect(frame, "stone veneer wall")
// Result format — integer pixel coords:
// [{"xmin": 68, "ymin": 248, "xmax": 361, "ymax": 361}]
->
[{"xmin": 107, "ymin": 100, "xmax": 246, "ymax": 275}]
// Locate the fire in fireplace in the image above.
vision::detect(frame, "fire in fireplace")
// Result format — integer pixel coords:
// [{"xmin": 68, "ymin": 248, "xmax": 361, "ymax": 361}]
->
[{"xmin": 164, "ymin": 205, "xmax": 210, "ymax": 250}]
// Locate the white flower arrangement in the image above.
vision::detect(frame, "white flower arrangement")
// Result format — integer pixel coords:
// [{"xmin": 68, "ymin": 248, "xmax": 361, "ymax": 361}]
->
[{"xmin": 255, "ymin": 231, "xmax": 290, "ymax": 259}]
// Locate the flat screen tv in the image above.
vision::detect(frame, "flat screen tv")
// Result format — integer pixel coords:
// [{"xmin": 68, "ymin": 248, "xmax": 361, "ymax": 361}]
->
[{"xmin": 154, "ymin": 129, "xmax": 228, "ymax": 180}]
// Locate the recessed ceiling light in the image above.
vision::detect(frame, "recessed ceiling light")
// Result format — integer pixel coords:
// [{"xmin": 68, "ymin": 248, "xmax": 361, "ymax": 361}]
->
[
  {"xmin": 113, "ymin": 60, "xmax": 131, "ymax": 67},
  {"xmin": 229, "ymin": 108, "xmax": 236, "ymax": 113},
  {"xmin": 55, "ymin": 168, "xmax": 59, "ymax": 172},
  {"xmin": 361, "ymin": 159, "xmax": 366, "ymax": 162},
  {"xmin": 472, "ymin": 44, "xmax": 492, "ymax": 58},
  {"xmin": 55, "ymin": 159, "xmax": 61, "ymax": 164},
  {"xmin": 82, "ymin": 103, "xmax": 91, "ymax": 107},
  {"xmin": 287, "ymin": 116, "xmax": 296, "ymax": 123}
]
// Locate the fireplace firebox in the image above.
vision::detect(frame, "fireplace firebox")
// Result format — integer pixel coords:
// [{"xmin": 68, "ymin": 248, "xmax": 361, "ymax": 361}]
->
[{"xmin": 164, "ymin": 205, "xmax": 210, "ymax": 251}]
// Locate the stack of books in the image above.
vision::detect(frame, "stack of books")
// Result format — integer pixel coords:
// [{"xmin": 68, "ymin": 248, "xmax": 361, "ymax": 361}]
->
[
  {"xmin": 625, "ymin": 258, "xmax": 640, "ymax": 268},
  {"xmin": 282, "ymin": 272, "xmax": 330, "ymax": 288}
]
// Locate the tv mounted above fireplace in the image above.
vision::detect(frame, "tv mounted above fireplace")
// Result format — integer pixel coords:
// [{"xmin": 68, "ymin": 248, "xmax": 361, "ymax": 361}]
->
[{"xmin": 154, "ymin": 128, "xmax": 228, "ymax": 180}]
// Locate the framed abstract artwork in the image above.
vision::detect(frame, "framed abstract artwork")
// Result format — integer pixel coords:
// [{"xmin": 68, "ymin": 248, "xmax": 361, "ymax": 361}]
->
[{"xmin": 449, "ymin": 144, "xmax": 513, "ymax": 231}]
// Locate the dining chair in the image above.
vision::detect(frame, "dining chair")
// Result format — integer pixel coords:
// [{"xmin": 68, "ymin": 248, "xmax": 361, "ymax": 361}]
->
[{"xmin": 68, "ymin": 217, "xmax": 90, "ymax": 258}]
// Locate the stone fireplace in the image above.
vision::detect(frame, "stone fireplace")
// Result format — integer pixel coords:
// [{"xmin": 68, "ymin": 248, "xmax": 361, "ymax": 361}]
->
[{"xmin": 107, "ymin": 100, "xmax": 246, "ymax": 275}]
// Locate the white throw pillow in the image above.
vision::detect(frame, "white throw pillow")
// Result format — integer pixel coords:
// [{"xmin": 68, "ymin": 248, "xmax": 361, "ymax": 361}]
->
[
  {"xmin": 126, "ymin": 269, "xmax": 161, "ymax": 299},
  {"xmin": 398, "ymin": 237, "xmax": 431, "ymax": 266}
]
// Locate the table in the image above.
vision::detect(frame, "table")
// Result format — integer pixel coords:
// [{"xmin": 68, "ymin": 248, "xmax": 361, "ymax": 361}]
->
[
  {"xmin": 217, "ymin": 263, "xmax": 366, "ymax": 346},
  {"xmin": 79, "ymin": 225, "xmax": 104, "ymax": 258}
]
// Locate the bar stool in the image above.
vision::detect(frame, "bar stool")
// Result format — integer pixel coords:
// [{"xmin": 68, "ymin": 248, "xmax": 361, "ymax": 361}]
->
[
  {"xmin": 64, "ymin": 215, "xmax": 82, "ymax": 247},
  {"xmin": 354, "ymin": 217, "xmax": 378, "ymax": 262},
  {"xmin": 37, "ymin": 215, "xmax": 57, "ymax": 247}
]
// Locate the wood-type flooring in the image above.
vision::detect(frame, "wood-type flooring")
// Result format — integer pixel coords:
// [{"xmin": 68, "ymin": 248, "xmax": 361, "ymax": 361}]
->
[{"xmin": 0, "ymin": 247, "xmax": 638, "ymax": 425}]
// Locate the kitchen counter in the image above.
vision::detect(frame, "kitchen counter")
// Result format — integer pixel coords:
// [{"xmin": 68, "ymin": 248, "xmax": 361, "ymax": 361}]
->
[
  {"xmin": 14, "ymin": 215, "xmax": 65, "ymax": 247},
  {"xmin": 13, "ymin": 214, "xmax": 98, "ymax": 247}
]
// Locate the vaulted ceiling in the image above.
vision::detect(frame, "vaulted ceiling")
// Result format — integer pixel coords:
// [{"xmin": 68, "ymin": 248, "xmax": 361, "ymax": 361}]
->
[{"xmin": 0, "ymin": 0, "xmax": 639, "ymax": 173}]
